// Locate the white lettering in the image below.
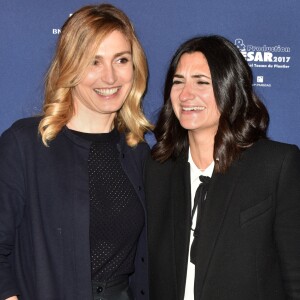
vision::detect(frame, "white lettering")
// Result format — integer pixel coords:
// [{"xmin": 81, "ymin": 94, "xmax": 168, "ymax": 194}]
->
[
  {"xmin": 52, "ymin": 29, "xmax": 61, "ymax": 34},
  {"xmin": 254, "ymin": 64, "xmax": 267, "ymax": 67},
  {"xmin": 254, "ymin": 52, "xmax": 263, "ymax": 62},
  {"xmin": 243, "ymin": 52, "xmax": 273, "ymax": 63},
  {"xmin": 246, "ymin": 52, "xmax": 255, "ymax": 61},
  {"xmin": 274, "ymin": 64, "xmax": 290, "ymax": 69},
  {"xmin": 263, "ymin": 52, "xmax": 273, "ymax": 62}
]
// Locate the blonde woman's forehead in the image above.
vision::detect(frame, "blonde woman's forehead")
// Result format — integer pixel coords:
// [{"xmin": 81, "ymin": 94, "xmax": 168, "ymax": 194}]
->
[{"xmin": 94, "ymin": 30, "xmax": 132, "ymax": 57}]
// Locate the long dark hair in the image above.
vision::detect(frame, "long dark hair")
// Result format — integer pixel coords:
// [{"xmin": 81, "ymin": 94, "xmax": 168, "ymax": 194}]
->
[{"xmin": 152, "ymin": 35, "xmax": 269, "ymax": 173}]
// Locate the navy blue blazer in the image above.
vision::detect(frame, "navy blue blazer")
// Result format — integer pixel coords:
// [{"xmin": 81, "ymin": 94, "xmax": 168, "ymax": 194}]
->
[
  {"xmin": 0, "ymin": 117, "xmax": 149, "ymax": 300},
  {"xmin": 146, "ymin": 139, "xmax": 300, "ymax": 300}
]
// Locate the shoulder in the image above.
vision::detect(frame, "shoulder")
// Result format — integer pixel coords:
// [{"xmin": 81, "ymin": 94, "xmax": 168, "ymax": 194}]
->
[
  {"xmin": 244, "ymin": 139, "xmax": 299, "ymax": 160},
  {"xmin": 132, "ymin": 142, "xmax": 150, "ymax": 167},
  {"xmin": 0, "ymin": 117, "xmax": 42, "ymax": 167},
  {"xmin": 145, "ymin": 153, "xmax": 186, "ymax": 181},
  {"xmin": 1, "ymin": 116, "xmax": 41, "ymax": 139},
  {"xmin": 120, "ymin": 133, "xmax": 150, "ymax": 160},
  {"xmin": 0, "ymin": 117, "xmax": 44, "ymax": 159},
  {"xmin": 146, "ymin": 155, "xmax": 173, "ymax": 171},
  {"xmin": 239, "ymin": 139, "xmax": 300, "ymax": 178},
  {"xmin": 256, "ymin": 138, "xmax": 299, "ymax": 152},
  {"xmin": 134, "ymin": 141, "xmax": 151, "ymax": 154}
]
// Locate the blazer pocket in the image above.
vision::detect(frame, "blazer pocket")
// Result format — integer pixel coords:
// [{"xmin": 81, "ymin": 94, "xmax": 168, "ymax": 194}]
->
[{"xmin": 240, "ymin": 195, "xmax": 272, "ymax": 227}]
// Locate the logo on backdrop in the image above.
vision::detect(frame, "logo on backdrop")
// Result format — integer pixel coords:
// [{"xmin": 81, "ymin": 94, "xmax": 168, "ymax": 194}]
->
[
  {"xmin": 235, "ymin": 38, "xmax": 292, "ymax": 88},
  {"xmin": 254, "ymin": 75, "xmax": 271, "ymax": 88},
  {"xmin": 52, "ymin": 14, "xmax": 73, "ymax": 35},
  {"xmin": 235, "ymin": 38, "xmax": 291, "ymax": 69}
]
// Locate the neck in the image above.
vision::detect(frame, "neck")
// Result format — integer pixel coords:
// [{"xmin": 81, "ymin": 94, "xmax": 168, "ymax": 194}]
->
[
  {"xmin": 188, "ymin": 131, "xmax": 215, "ymax": 171},
  {"xmin": 67, "ymin": 107, "xmax": 116, "ymax": 134}
]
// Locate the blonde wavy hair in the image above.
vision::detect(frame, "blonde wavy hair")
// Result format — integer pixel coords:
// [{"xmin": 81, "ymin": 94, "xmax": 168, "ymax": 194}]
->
[{"xmin": 39, "ymin": 3, "xmax": 152, "ymax": 146}]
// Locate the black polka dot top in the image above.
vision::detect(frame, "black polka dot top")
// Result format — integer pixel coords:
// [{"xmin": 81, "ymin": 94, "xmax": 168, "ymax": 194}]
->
[{"xmin": 70, "ymin": 128, "xmax": 144, "ymax": 282}]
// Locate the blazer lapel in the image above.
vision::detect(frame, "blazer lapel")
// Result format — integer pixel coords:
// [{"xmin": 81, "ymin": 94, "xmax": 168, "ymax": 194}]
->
[
  {"xmin": 172, "ymin": 155, "xmax": 192, "ymax": 299},
  {"xmin": 194, "ymin": 160, "xmax": 242, "ymax": 298}
]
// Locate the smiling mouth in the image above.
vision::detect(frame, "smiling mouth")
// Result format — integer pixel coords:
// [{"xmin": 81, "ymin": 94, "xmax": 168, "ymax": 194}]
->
[
  {"xmin": 182, "ymin": 106, "xmax": 206, "ymax": 111},
  {"xmin": 94, "ymin": 87, "xmax": 120, "ymax": 96}
]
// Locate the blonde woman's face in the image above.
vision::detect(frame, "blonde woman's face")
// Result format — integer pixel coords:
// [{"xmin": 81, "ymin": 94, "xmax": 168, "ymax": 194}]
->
[{"xmin": 72, "ymin": 30, "xmax": 134, "ymax": 119}]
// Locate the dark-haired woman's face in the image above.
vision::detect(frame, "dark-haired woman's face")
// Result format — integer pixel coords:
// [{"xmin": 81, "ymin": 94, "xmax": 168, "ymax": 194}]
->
[{"xmin": 170, "ymin": 52, "xmax": 220, "ymax": 136}]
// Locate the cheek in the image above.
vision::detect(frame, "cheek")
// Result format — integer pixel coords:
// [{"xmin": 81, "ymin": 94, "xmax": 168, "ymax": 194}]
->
[
  {"xmin": 170, "ymin": 88, "xmax": 178, "ymax": 106},
  {"xmin": 207, "ymin": 92, "xmax": 220, "ymax": 116},
  {"xmin": 170, "ymin": 98, "xmax": 180, "ymax": 119},
  {"xmin": 117, "ymin": 63, "xmax": 134, "ymax": 82},
  {"xmin": 210, "ymin": 106, "xmax": 221, "ymax": 125},
  {"xmin": 122, "ymin": 68, "xmax": 134, "ymax": 84},
  {"xmin": 212, "ymin": 102, "xmax": 221, "ymax": 117},
  {"xmin": 72, "ymin": 85, "xmax": 90, "ymax": 103},
  {"xmin": 80, "ymin": 71, "xmax": 98, "ymax": 86},
  {"xmin": 170, "ymin": 91, "xmax": 175, "ymax": 107}
]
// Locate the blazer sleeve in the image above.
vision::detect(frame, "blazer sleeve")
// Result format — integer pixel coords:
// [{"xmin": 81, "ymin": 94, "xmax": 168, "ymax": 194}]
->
[
  {"xmin": 0, "ymin": 128, "xmax": 25, "ymax": 299},
  {"xmin": 274, "ymin": 145, "xmax": 300, "ymax": 299}
]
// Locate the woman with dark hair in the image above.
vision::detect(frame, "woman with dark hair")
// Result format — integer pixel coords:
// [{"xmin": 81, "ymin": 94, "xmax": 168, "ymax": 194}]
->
[
  {"xmin": 145, "ymin": 35, "xmax": 300, "ymax": 299},
  {"xmin": 0, "ymin": 4, "xmax": 152, "ymax": 300}
]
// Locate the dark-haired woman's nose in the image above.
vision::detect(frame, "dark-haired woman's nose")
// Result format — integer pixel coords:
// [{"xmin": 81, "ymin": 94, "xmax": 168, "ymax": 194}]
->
[{"xmin": 179, "ymin": 84, "xmax": 195, "ymax": 102}]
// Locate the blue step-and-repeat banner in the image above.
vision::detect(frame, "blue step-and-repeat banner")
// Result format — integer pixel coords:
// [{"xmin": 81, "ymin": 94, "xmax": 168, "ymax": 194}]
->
[{"xmin": 1, "ymin": 0, "xmax": 299, "ymax": 147}]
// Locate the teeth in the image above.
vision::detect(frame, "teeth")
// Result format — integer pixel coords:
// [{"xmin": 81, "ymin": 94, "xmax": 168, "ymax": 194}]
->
[
  {"xmin": 94, "ymin": 87, "xmax": 119, "ymax": 96},
  {"xmin": 182, "ymin": 106, "xmax": 205, "ymax": 111}
]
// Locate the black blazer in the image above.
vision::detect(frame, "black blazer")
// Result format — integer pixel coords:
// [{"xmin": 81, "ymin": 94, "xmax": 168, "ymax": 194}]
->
[
  {"xmin": 145, "ymin": 139, "xmax": 300, "ymax": 300},
  {"xmin": 0, "ymin": 117, "xmax": 149, "ymax": 300}
]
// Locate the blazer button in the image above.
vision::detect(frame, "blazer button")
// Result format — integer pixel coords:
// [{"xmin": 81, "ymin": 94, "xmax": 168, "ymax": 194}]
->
[
  {"xmin": 96, "ymin": 286, "xmax": 103, "ymax": 294},
  {"xmin": 140, "ymin": 290, "xmax": 145, "ymax": 295},
  {"xmin": 138, "ymin": 186, "xmax": 141, "ymax": 191},
  {"xmin": 141, "ymin": 257, "xmax": 145, "ymax": 262}
]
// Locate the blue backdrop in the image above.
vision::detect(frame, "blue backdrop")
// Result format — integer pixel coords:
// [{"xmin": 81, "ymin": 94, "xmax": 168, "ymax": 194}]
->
[{"xmin": 1, "ymin": 0, "xmax": 299, "ymax": 146}]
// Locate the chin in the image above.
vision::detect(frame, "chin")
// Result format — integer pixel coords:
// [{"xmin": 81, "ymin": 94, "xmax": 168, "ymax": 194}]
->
[{"xmin": 179, "ymin": 121, "xmax": 199, "ymax": 131}]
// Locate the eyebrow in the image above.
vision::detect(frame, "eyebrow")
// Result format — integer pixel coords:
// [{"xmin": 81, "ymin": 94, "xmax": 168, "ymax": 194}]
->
[
  {"xmin": 173, "ymin": 74, "xmax": 211, "ymax": 80},
  {"xmin": 94, "ymin": 51, "xmax": 132, "ymax": 59}
]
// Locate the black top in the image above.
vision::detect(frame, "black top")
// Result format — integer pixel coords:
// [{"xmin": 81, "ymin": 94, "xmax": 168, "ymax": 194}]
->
[{"xmin": 71, "ymin": 129, "xmax": 144, "ymax": 282}]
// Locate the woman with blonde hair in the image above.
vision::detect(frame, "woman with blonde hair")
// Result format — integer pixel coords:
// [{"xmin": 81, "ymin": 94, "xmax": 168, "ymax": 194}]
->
[{"xmin": 0, "ymin": 4, "xmax": 152, "ymax": 300}]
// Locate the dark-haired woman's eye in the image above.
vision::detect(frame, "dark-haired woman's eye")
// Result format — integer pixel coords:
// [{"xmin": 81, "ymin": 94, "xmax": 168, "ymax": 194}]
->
[
  {"xmin": 197, "ymin": 81, "xmax": 209, "ymax": 85},
  {"xmin": 172, "ymin": 80, "xmax": 183, "ymax": 85}
]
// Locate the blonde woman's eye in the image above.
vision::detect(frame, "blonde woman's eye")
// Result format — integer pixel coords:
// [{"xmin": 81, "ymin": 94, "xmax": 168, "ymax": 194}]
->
[
  {"xmin": 92, "ymin": 60, "xmax": 99, "ymax": 66},
  {"xmin": 117, "ymin": 57, "xmax": 130, "ymax": 64}
]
